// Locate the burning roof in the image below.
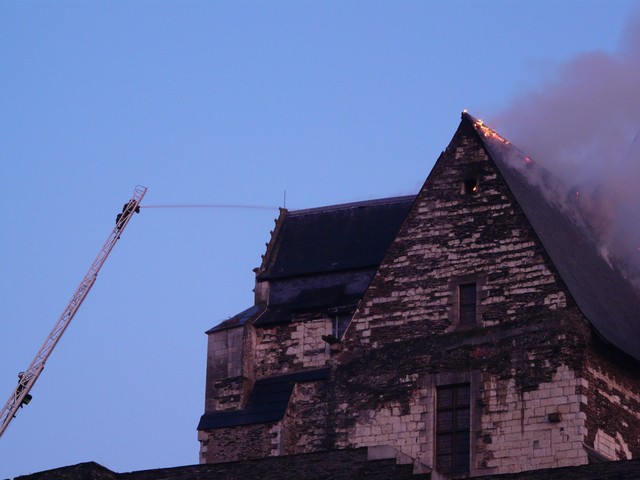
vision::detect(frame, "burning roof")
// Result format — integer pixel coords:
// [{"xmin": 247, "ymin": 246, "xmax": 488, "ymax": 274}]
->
[{"xmin": 466, "ymin": 112, "xmax": 640, "ymax": 362}]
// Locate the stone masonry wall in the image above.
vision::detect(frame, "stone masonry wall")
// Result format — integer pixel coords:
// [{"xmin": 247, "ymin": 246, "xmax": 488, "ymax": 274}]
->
[
  {"xmin": 582, "ymin": 344, "xmax": 640, "ymax": 460},
  {"xmin": 199, "ymin": 379, "xmax": 331, "ymax": 464},
  {"xmin": 281, "ymin": 381, "xmax": 330, "ymax": 454},
  {"xmin": 335, "ymin": 365, "xmax": 588, "ymax": 475},
  {"xmin": 204, "ymin": 327, "xmax": 245, "ymax": 412},
  {"xmin": 331, "ymin": 119, "xmax": 595, "ymax": 475},
  {"xmin": 198, "ymin": 422, "xmax": 276, "ymax": 463},
  {"xmin": 253, "ymin": 315, "xmax": 332, "ymax": 378},
  {"xmin": 478, "ymin": 366, "xmax": 588, "ymax": 472},
  {"xmin": 200, "ymin": 309, "xmax": 334, "ymax": 463},
  {"xmin": 345, "ymin": 119, "xmax": 573, "ymax": 353},
  {"xmin": 203, "ymin": 324, "xmax": 255, "ymax": 414},
  {"xmin": 329, "ymin": 308, "xmax": 591, "ymax": 476}
]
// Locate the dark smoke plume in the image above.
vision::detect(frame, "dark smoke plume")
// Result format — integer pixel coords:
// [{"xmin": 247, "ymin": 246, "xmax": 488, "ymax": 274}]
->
[{"xmin": 491, "ymin": 14, "xmax": 640, "ymax": 289}]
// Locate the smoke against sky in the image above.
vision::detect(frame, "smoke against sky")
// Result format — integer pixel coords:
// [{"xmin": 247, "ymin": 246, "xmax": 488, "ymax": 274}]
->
[{"xmin": 492, "ymin": 13, "xmax": 640, "ymax": 287}]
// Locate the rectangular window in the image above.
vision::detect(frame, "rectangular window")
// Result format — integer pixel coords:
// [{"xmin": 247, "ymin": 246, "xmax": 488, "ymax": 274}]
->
[
  {"xmin": 436, "ymin": 384, "xmax": 471, "ymax": 475},
  {"xmin": 333, "ymin": 313, "xmax": 351, "ymax": 340},
  {"xmin": 458, "ymin": 283, "xmax": 476, "ymax": 326}
]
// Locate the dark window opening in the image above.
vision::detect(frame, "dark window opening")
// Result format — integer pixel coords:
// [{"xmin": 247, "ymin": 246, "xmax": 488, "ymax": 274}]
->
[
  {"xmin": 458, "ymin": 283, "xmax": 476, "ymax": 326},
  {"xmin": 436, "ymin": 383, "xmax": 471, "ymax": 475},
  {"xmin": 463, "ymin": 178, "xmax": 478, "ymax": 195}
]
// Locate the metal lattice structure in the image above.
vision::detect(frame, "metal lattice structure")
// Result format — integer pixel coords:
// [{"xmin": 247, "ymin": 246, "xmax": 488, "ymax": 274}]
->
[{"xmin": 0, "ymin": 185, "xmax": 147, "ymax": 438}]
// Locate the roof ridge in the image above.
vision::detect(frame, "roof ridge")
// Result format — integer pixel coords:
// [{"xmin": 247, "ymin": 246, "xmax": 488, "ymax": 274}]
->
[{"xmin": 289, "ymin": 194, "xmax": 416, "ymax": 216}]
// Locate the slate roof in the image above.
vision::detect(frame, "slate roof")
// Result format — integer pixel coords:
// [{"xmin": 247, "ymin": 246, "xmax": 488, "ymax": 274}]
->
[
  {"xmin": 466, "ymin": 112, "xmax": 640, "ymax": 362},
  {"xmin": 209, "ymin": 195, "xmax": 416, "ymax": 333},
  {"xmin": 206, "ymin": 305, "xmax": 264, "ymax": 334},
  {"xmin": 252, "ymin": 285, "xmax": 364, "ymax": 328},
  {"xmin": 257, "ymin": 196, "xmax": 416, "ymax": 280},
  {"xmin": 197, "ymin": 368, "xmax": 330, "ymax": 430},
  {"xmin": 207, "ymin": 278, "xmax": 367, "ymax": 332}
]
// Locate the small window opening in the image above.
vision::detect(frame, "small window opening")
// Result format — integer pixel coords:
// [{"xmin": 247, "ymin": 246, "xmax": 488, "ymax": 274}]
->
[
  {"xmin": 333, "ymin": 313, "xmax": 351, "ymax": 340},
  {"xmin": 458, "ymin": 283, "xmax": 476, "ymax": 326},
  {"xmin": 463, "ymin": 178, "xmax": 478, "ymax": 195}
]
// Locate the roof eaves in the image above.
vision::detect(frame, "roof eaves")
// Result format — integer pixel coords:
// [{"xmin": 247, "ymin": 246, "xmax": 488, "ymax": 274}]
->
[
  {"xmin": 206, "ymin": 305, "xmax": 266, "ymax": 334},
  {"xmin": 197, "ymin": 368, "xmax": 330, "ymax": 430}
]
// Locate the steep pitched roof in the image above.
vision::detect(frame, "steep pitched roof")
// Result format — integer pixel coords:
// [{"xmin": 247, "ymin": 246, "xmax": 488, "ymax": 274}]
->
[
  {"xmin": 466, "ymin": 112, "xmax": 640, "ymax": 362},
  {"xmin": 257, "ymin": 196, "xmax": 415, "ymax": 280},
  {"xmin": 209, "ymin": 196, "xmax": 415, "ymax": 332}
]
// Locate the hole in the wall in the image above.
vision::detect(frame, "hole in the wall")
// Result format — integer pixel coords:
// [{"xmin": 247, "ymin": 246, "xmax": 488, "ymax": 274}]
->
[
  {"xmin": 548, "ymin": 412, "xmax": 563, "ymax": 423},
  {"xmin": 462, "ymin": 178, "xmax": 478, "ymax": 195}
]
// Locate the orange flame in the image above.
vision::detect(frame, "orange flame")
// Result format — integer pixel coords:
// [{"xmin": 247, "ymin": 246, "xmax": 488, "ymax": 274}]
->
[
  {"xmin": 472, "ymin": 118, "xmax": 540, "ymax": 167},
  {"xmin": 473, "ymin": 119, "xmax": 510, "ymax": 144}
]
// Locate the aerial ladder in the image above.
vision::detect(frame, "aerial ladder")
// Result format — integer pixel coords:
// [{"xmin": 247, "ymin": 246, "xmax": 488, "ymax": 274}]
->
[{"xmin": 0, "ymin": 185, "xmax": 147, "ymax": 438}]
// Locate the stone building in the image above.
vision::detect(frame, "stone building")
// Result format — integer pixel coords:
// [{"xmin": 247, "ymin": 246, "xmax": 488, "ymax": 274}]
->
[
  {"xmin": 16, "ymin": 112, "xmax": 640, "ymax": 479},
  {"xmin": 196, "ymin": 112, "xmax": 640, "ymax": 478}
]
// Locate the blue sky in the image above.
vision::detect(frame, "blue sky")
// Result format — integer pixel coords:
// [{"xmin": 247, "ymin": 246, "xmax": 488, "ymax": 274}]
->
[{"xmin": 0, "ymin": 1, "xmax": 638, "ymax": 477}]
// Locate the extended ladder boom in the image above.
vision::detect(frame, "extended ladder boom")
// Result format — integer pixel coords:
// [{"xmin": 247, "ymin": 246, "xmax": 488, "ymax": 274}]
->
[{"xmin": 0, "ymin": 185, "xmax": 147, "ymax": 438}]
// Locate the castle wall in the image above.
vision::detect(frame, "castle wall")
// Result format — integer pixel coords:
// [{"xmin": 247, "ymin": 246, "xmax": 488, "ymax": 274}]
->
[
  {"xmin": 199, "ymin": 379, "xmax": 330, "ymax": 464},
  {"xmin": 198, "ymin": 117, "xmax": 640, "ymax": 476},
  {"xmin": 281, "ymin": 382, "xmax": 330, "ymax": 454},
  {"xmin": 253, "ymin": 315, "xmax": 332, "ymax": 378},
  {"xmin": 198, "ymin": 422, "xmax": 278, "ymax": 463},
  {"xmin": 334, "ymin": 121, "xmax": 595, "ymax": 475},
  {"xmin": 478, "ymin": 366, "xmax": 588, "ymax": 472},
  {"xmin": 582, "ymin": 346, "xmax": 640, "ymax": 460},
  {"xmin": 332, "ymin": 367, "xmax": 589, "ymax": 475},
  {"xmin": 330, "ymin": 307, "xmax": 592, "ymax": 476},
  {"xmin": 345, "ymin": 121, "xmax": 572, "ymax": 352},
  {"xmin": 204, "ymin": 326, "xmax": 252, "ymax": 412}
]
